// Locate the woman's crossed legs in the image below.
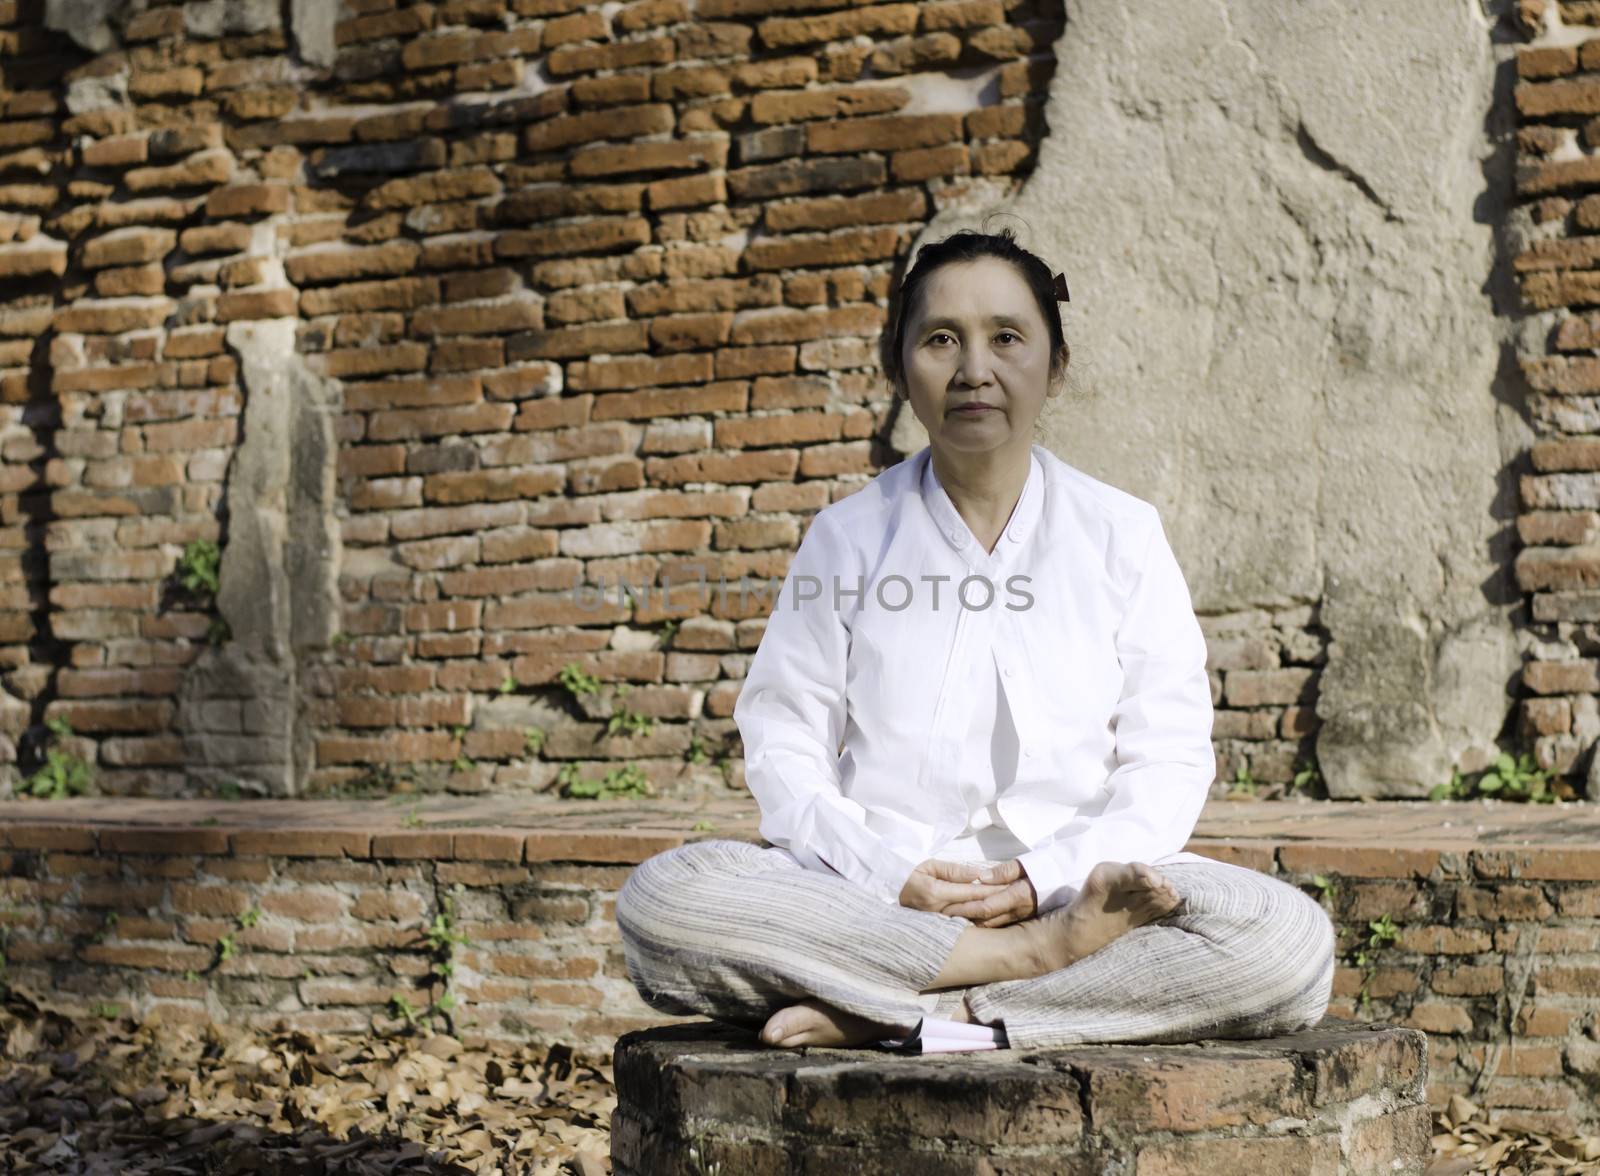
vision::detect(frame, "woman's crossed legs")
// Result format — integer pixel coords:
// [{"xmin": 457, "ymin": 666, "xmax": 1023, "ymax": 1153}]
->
[{"xmin": 613, "ymin": 839, "xmax": 1335, "ymax": 1052}]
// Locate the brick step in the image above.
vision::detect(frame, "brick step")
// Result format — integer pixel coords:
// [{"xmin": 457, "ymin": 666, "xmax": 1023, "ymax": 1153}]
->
[{"xmin": 2, "ymin": 797, "xmax": 1598, "ymax": 1138}]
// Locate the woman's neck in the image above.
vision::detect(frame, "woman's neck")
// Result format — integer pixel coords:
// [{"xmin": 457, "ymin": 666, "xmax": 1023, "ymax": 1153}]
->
[{"xmin": 930, "ymin": 444, "xmax": 1031, "ymax": 554}]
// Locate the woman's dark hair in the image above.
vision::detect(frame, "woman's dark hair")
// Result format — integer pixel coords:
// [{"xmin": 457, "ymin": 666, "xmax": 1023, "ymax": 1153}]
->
[{"xmin": 880, "ymin": 222, "xmax": 1071, "ymax": 402}]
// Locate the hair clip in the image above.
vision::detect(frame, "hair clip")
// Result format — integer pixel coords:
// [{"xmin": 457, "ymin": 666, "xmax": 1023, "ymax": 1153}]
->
[{"xmin": 1052, "ymin": 271, "xmax": 1070, "ymax": 302}]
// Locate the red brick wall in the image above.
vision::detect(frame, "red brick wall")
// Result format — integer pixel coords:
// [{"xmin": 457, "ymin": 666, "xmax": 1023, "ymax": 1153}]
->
[
  {"xmin": 0, "ymin": 0, "xmax": 1060, "ymax": 797},
  {"xmin": 0, "ymin": 0, "xmax": 1416, "ymax": 805},
  {"xmin": 1514, "ymin": 7, "xmax": 1600, "ymax": 786}
]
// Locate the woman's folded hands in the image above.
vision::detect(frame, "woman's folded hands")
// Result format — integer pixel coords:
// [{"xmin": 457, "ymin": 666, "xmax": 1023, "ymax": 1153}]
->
[{"xmin": 898, "ymin": 858, "xmax": 1039, "ymax": 927}]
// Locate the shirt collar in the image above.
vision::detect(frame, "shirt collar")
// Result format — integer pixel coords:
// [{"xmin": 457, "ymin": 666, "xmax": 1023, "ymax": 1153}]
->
[{"xmin": 918, "ymin": 443, "xmax": 1044, "ymax": 556}]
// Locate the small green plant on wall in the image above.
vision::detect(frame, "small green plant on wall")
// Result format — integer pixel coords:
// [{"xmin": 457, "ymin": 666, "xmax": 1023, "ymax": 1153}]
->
[
  {"xmin": 388, "ymin": 889, "xmax": 472, "ymax": 1034},
  {"xmin": 23, "ymin": 716, "xmax": 94, "ymax": 799},
  {"xmin": 606, "ymin": 683, "xmax": 655, "ymax": 738},
  {"xmin": 423, "ymin": 892, "xmax": 470, "ymax": 1007},
  {"xmin": 1429, "ymin": 751, "xmax": 1570, "ymax": 804},
  {"xmin": 91, "ymin": 910, "xmax": 118, "ymax": 944},
  {"xmin": 557, "ymin": 762, "xmax": 654, "ymax": 800},
  {"xmin": 449, "ymin": 724, "xmax": 472, "ymax": 775},
  {"xmin": 176, "ymin": 538, "xmax": 221, "ymax": 596},
  {"xmin": 1289, "ymin": 755, "xmax": 1321, "ymax": 796},
  {"xmin": 214, "ymin": 905, "xmax": 261, "ymax": 968},
  {"xmin": 557, "ymin": 662, "xmax": 600, "ymax": 699},
  {"xmin": 1350, "ymin": 913, "xmax": 1400, "ymax": 1012},
  {"xmin": 389, "ymin": 993, "xmax": 421, "ymax": 1027},
  {"xmin": 170, "ymin": 538, "xmax": 229, "ymax": 646},
  {"xmin": 557, "ymin": 660, "xmax": 655, "ymax": 736},
  {"xmin": 1224, "ymin": 763, "xmax": 1259, "ymax": 798}
]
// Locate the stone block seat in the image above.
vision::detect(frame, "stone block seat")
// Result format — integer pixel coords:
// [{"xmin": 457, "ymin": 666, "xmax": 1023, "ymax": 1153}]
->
[{"xmin": 612, "ymin": 1016, "xmax": 1430, "ymax": 1175}]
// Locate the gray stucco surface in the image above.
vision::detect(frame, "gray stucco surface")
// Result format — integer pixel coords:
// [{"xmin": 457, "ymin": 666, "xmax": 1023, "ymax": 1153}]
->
[{"xmin": 902, "ymin": 1, "xmax": 1521, "ymax": 796}]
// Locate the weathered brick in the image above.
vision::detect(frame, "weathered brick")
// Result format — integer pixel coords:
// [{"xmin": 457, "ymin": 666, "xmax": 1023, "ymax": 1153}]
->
[
  {"xmin": 570, "ymin": 137, "xmax": 729, "ymax": 178},
  {"xmin": 547, "ymin": 36, "xmax": 675, "ymax": 76},
  {"xmin": 124, "ymin": 150, "xmax": 233, "ymax": 192},
  {"xmin": 206, "ymin": 184, "xmax": 290, "ymax": 218},
  {"xmin": 367, "ymin": 402, "xmax": 516, "ymax": 441},
  {"xmin": 54, "ymin": 298, "xmax": 174, "ymax": 334},
  {"xmin": 1517, "ymin": 77, "xmax": 1600, "ymax": 117},
  {"xmin": 320, "ymin": 341, "xmax": 428, "ymax": 378},
  {"xmin": 302, "ymin": 278, "xmax": 441, "ymax": 315},
  {"xmin": 230, "ymin": 830, "xmax": 372, "ymax": 857},
  {"xmin": 81, "ymin": 943, "xmax": 212, "ymax": 970},
  {"xmin": 1279, "ymin": 845, "xmax": 1440, "ymax": 879},
  {"xmin": 0, "ymin": 240, "xmax": 66, "ymax": 278},
  {"xmin": 410, "ymin": 298, "xmax": 542, "ymax": 335},
  {"xmin": 1517, "ymin": 45, "xmax": 1577, "ymax": 79},
  {"xmin": 82, "ymin": 134, "xmax": 149, "ymax": 168},
  {"xmin": 216, "ymin": 288, "xmax": 299, "ymax": 321},
  {"xmin": 286, "ymin": 242, "xmax": 420, "ymax": 284},
  {"xmin": 364, "ymin": 168, "xmax": 501, "ymax": 210},
  {"xmin": 81, "ymin": 227, "xmax": 176, "ymax": 270},
  {"xmin": 1521, "ymin": 657, "xmax": 1600, "ymax": 693}
]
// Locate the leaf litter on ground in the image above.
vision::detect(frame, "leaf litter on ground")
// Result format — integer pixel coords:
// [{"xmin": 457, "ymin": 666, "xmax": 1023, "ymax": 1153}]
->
[
  {"xmin": 0, "ymin": 982, "xmax": 613, "ymax": 1175},
  {"xmin": 13, "ymin": 979, "xmax": 1598, "ymax": 1175},
  {"xmin": 1428, "ymin": 1091, "xmax": 1600, "ymax": 1175}
]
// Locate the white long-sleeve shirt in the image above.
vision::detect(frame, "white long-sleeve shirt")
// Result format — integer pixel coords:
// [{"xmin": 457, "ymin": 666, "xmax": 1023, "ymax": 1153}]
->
[{"xmin": 731, "ymin": 442, "xmax": 1215, "ymax": 915}]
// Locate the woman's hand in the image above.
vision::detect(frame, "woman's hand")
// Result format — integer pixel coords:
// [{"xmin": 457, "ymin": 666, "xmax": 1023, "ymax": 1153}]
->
[{"xmin": 898, "ymin": 858, "xmax": 1037, "ymax": 926}]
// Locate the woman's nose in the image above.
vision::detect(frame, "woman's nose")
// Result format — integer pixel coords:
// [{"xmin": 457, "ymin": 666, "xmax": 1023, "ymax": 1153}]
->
[{"xmin": 956, "ymin": 348, "xmax": 995, "ymax": 384}]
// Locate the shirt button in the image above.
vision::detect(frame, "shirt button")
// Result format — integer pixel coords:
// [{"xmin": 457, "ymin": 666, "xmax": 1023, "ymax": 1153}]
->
[
  {"xmin": 1006, "ymin": 528, "xmax": 1021, "ymax": 543},
  {"xmin": 1003, "ymin": 667, "xmax": 1014, "ymax": 678},
  {"xmin": 951, "ymin": 531, "xmax": 966, "ymax": 547},
  {"xmin": 1022, "ymin": 749, "xmax": 1033, "ymax": 759}
]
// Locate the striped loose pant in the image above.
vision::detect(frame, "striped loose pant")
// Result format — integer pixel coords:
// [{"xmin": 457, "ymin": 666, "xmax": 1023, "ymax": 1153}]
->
[{"xmin": 614, "ymin": 839, "xmax": 1336, "ymax": 1051}]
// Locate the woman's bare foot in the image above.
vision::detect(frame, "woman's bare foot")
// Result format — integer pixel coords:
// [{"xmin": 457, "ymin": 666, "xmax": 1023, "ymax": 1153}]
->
[
  {"xmin": 1023, "ymin": 861, "xmax": 1183, "ymax": 975},
  {"xmin": 759, "ymin": 998, "xmax": 899, "ymax": 1048}
]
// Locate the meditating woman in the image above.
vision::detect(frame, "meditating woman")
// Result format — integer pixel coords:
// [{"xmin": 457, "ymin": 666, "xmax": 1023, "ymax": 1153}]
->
[{"xmin": 615, "ymin": 227, "xmax": 1336, "ymax": 1051}]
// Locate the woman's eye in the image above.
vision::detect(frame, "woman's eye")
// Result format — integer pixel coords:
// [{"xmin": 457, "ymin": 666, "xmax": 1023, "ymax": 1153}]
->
[{"xmin": 928, "ymin": 331, "xmax": 1020, "ymax": 346}]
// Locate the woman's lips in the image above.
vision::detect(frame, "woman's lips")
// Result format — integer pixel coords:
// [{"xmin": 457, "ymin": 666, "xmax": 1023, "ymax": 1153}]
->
[{"xmin": 952, "ymin": 404, "xmax": 996, "ymax": 414}]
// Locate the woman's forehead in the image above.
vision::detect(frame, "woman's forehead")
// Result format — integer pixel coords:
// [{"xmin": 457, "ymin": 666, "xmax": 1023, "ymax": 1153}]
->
[{"xmin": 912, "ymin": 262, "xmax": 1041, "ymax": 322}]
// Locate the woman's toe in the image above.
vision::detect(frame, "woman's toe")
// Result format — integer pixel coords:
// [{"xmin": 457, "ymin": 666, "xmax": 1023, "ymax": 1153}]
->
[{"xmin": 760, "ymin": 1008, "xmax": 799, "ymax": 1044}]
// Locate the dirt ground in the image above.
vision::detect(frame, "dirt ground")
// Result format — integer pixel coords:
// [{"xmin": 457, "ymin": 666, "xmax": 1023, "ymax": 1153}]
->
[{"xmin": 2, "ymin": 982, "xmax": 1598, "ymax": 1174}]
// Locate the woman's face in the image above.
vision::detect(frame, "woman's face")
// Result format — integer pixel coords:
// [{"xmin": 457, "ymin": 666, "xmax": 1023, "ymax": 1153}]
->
[{"xmin": 900, "ymin": 256, "xmax": 1059, "ymax": 458}]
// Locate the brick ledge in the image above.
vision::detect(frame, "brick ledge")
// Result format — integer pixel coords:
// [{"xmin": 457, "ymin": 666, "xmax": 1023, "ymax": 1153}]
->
[{"xmin": 1, "ymin": 796, "xmax": 1597, "ymax": 875}]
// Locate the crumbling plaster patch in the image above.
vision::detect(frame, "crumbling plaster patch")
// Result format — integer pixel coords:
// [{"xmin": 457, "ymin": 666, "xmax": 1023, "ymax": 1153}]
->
[
  {"xmin": 175, "ymin": 321, "xmax": 341, "ymax": 796},
  {"xmin": 903, "ymin": 0, "xmax": 1522, "ymax": 796}
]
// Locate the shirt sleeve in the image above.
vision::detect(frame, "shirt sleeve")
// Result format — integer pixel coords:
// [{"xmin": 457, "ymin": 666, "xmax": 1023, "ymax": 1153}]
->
[
  {"xmin": 1016, "ymin": 507, "xmax": 1216, "ymax": 915},
  {"xmin": 733, "ymin": 509, "xmax": 927, "ymax": 905}
]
